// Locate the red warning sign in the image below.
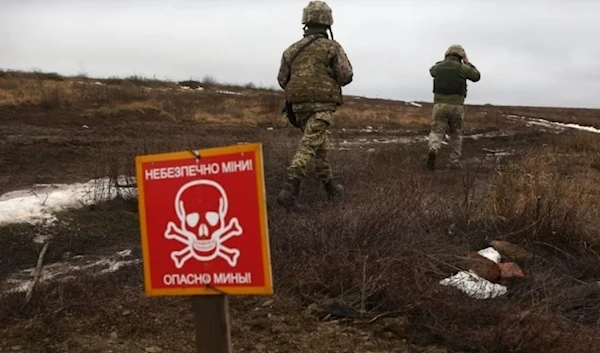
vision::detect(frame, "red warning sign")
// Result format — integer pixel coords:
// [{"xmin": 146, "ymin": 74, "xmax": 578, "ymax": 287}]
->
[{"xmin": 135, "ymin": 143, "xmax": 272, "ymax": 296}]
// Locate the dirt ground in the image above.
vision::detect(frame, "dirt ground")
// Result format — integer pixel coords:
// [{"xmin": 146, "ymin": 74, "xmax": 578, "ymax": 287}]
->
[{"xmin": 1, "ymin": 75, "xmax": 600, "ymax": 353}]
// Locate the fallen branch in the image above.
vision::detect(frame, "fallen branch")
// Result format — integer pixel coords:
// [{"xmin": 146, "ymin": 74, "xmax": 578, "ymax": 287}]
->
[{"xmin": 25, "ymin": 241, "xmax": 50, "ymax": 304}]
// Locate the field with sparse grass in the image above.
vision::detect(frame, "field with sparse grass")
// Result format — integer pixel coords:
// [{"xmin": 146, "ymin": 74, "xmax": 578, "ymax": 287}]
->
[{"xmin": 1, "ymin": 69, "xmax": 599, "ymax": 353}]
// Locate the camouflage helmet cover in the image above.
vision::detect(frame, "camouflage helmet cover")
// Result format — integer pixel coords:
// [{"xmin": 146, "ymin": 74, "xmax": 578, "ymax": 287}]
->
[
  {"xmin": 445, "ymin": 45, "xmax": 466, "ymax": 58},
  {"xmin": 302, "ymin": 1, "xmax": 334, "ymax": 26}
]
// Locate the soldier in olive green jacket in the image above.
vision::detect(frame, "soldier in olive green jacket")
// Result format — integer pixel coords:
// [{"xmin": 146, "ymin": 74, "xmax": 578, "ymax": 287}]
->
[
  {"xmin": 427, "ymin": 45, "xmax": 480, "ymax": 170},
  {"xmin": 276, "ymin": 1, "xmax": 354, "ymax": 208}
]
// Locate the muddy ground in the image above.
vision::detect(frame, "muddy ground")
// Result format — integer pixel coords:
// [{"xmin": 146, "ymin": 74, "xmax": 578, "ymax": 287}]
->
[{"xmin": 1, "ymin": 95, "xmax": 600, "ymax": 353}]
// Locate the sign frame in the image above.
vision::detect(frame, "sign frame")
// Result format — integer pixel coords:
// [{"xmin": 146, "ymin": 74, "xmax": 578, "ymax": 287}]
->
[{"xmin": 135, "ymin": 142, "xmax": 273, "ymax": 297}]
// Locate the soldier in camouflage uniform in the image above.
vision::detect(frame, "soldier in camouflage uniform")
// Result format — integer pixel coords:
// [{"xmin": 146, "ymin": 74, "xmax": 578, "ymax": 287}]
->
[
  {"xmin": 427, "ymin": 45, "xmax": 481, "ymax": 170},
  {"xmin": 276, "ymin": 1, "xmax": 354, "ymax": 208}
]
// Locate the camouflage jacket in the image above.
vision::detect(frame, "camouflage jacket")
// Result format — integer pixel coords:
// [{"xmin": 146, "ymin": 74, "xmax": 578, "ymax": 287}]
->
[
  {"xmin": 278, "ymin": 30, "xmax": 353, "ymax": 114},
  {"xmin": 430, "ymin": 56, "xmax": 480, "ymax": 105}
]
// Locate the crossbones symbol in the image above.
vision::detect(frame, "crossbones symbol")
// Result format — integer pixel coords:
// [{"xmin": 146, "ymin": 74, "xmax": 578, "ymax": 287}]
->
[{"xmin": 164, "ymin": 179, "xmax": 243, "ymax": 269}]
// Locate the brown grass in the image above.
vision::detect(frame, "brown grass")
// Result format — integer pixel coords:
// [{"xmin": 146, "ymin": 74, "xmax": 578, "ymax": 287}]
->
[
  {"xmin": 1, "ymin": 69, "xmax": 600, "ymax": 352},
  {"xmin": 486, "ymin": 132, "xmax": 600, "ymax": 249}
]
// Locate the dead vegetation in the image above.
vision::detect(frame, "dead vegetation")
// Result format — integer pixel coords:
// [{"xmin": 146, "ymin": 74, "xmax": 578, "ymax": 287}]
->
[{"xmin": 1, "ymin": 70, "xmax": 600, "ymax": 352}]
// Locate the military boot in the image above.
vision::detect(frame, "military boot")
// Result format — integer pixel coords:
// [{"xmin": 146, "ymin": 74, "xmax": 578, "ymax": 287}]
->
[
  {"xmin": 323, "ymin": 179, "xmax": 343, "ymax": 201},
  {"xmin": 426, "ymin": 149, "xmax": 437, "ymax": 171},
  {"xmin": 276, "ymin": 178, "xmax": 301, "ymax": 208}
]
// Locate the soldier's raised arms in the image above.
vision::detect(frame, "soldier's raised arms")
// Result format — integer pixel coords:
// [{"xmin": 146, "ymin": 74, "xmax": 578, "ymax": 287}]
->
[{"xmin": 426, "ymin": 45, "xmax": 481, "ymax": 171}]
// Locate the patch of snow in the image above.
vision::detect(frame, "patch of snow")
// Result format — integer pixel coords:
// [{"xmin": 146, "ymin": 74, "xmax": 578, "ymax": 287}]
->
[
  {"xmin": 196, "ymin": 87, "xmax": 204, "ymax": 91},
  {"xmin": 93, "ymin": 81, "xmax": 105, "ymax": 86},
  {"xmin": 506, "ymin": 115, "xmax": 600, "ymax": 134},
  {"xmin": 180, "ymin": 86, "xmax": 190, "ymax": 90},
  {"xmin": 216, "ymin": 90, "xmax": 243, "ymax": 95},
  {"xmin": 117, "ymin": 249, "xmax": 132, "ymax": 258},
  {"xmin": 99, "ymin": 259, "xmax": 140, "ymax": 274},
  {"xmin": 440, "ymin": 270, "xmax": 508, "ymax": 299},
  {"xmin": 338, "ymin": 131, "xmax": 515, "ymax": 149},
  {"xmin": 361, "ymin": 126, "xmax": 376, "ymax": 133},
  {"xmin": 34, "ymin": 234, "xmax": 52, "ymax": 245},
  {"xmin": 466, "ymin": 131, "xmax": 517, "ymax": 140},
  {"xmin": 406, "ymin": 101, "xmax": 422, "ymax": 107},
  {"xmin": 477, "ymin": 247, "xmax": 501, "ymax": 263},
  {"xmin": 1, "ymin": 250, "xmax": 141, "ymax": 295},
  {"xmin": 0, "ymin": 177, "xmax": 137, "ymax": 227}
]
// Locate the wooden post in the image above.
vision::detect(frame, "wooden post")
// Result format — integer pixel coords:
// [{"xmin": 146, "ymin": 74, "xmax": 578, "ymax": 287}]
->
[{"xmin": 192, "ymin": 295, "xmax": 232, "ymax": 353}]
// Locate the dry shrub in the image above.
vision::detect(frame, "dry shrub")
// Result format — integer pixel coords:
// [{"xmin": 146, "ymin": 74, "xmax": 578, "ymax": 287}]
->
[
  {"xmin": 84, "ymin": 101, "xmax": 172, "ymax": 119},
  {"xmin": 486, "ymin": 133, "xmax": 600, "ymax": 249},
  {"xmin": 2, "ymin": 70, "xmax": 600, "ymax": 352}
]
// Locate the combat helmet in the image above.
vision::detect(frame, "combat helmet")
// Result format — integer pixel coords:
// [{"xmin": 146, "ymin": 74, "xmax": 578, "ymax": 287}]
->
[
  {"xmin": 445, "ymin": 44, "xmax": 466, "ymax": 58},
  {"xmin": 302, "ymin": 1, "xmax": 334, "ymax": 26}
]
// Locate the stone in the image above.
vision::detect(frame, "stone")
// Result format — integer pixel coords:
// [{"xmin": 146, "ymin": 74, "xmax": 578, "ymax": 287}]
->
[
  {"xmin": 144, "ymin": 347, "xmax": 162, "ymax": 353},
  {"xmin": 261, "ymin": 299, "xmax": 275, "ymax": 307},
  {"xmin": 490, "ymin": 240, "xmax": 534, "ymax": 265},
  {"xmin": 110, "ymin": 331, "xmax": 118, "ymax": 340},
  {"xmin": 498, "ymin": 262, "xmax": 526, "ymax": 279},
  {"xmin": 466, "ymin": 253, "xmax": 501, "ymax": 282},
  {"xmin": 10, "ymin": 347, "xmax": 22, "ymax": 351}
]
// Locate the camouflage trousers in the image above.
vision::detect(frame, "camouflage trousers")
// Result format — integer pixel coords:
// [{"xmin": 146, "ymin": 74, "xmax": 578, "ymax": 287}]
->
[
  {"xmin": 428, "ymin": 103, "xmax": 466, "ymax": 163},
  {"xmin": 287, "ymin": 110, "xmax": 334, "ymax": 181}
]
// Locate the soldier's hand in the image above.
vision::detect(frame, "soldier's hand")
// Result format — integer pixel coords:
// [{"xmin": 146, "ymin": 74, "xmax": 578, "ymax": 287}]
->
[{"xmin": 463, "ymin": 53, "xmax": 470, "ymax": 64}]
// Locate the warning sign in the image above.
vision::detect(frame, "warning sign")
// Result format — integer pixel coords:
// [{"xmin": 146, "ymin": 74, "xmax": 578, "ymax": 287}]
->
[{"xmin": 135, "ymin": 143, "xmax": 272, "ymax": 296}]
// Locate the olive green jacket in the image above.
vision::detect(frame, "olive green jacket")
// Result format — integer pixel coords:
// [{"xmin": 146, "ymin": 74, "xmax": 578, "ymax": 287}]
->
[{"xmin": 430, "ymin": 57, "xmax": 480, "ymax": 105}]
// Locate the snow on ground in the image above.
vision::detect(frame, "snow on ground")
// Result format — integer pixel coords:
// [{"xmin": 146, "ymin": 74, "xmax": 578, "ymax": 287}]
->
[
  {"xmin": 0, "ymin": 177, "xmax": 137, "ymax": 227},
  {"xmin": 1, "ymin": 249, "xmax": 140, "ymax": 295},
  {"xmin": 507, "ymin": 115, "xmax": 600, "ymax": 134},
  {"xmin": 337, "ymin": 131, "xmax": 515, "ymax": 149},
  {"xmin": 406, "ymin": 101, "xmax": 423, "ymax": 107},
  {"xmin": 216, "ymin": 90, "xmax": 243, "ymax": 95}
]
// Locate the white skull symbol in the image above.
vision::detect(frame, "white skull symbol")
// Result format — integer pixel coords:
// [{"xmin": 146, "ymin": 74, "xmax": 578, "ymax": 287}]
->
[{"xmin": 164, "ymin": 179, "xmax": 243, "ymax": 268}]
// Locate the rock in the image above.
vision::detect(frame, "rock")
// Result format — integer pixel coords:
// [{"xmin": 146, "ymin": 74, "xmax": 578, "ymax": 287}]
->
[
  {"xmin": 110, "ymin": 331, "xmax": 118, "ymax": 339},
  {"xmin": 144, "ymin": 347, "xmax": 162, "ymax": 353},
  {"xmin": 254, "ymin": 343, "xmax": 267, "ymax": 351},
  {"xmin": 261, "ymin": 299, "xmax": 275, "ymax": 307},
  {"xmin": 122, "ymin": 310, "xmax": 131, "ymax": 316},
  {"xmin": 498, "ymin": 262, "xmax": 526, "ymax": 279},
  {"xmin": 490, "ymin": 240, "xmax": 534, "ymax": 265},
  {"xmin": 466, "ymin": 253, "xmax": 501, "ymax": 282},
  {"xmin": 10, "ymin": 346, "xmax": 22, "ymax": 351}
]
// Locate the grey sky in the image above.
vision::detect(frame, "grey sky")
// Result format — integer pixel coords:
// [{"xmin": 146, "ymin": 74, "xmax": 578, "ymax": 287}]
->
[{"xmin": 2, "ymin": 0, "xmax": 599, "ymax": 108}]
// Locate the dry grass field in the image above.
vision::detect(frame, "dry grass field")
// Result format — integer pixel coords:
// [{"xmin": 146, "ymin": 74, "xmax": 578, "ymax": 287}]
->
[{"xmin": 1, "ymin": 69, "xmax": 599, "ymax": 352}]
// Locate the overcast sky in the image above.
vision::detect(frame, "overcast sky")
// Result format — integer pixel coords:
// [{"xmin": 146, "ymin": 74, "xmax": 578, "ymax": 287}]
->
[{"xmin": 2, "ymin": 0, "xmax": 599, "ymax": 108}]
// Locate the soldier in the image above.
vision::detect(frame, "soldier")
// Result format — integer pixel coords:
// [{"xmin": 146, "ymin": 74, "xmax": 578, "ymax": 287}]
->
[
  {"xmin": 427, "ymin": 45, "xmax": 481, "ymax": 170},
  {"xmin": 276, "ymin": 1, "xmax": 354, "ymax": 208}
]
